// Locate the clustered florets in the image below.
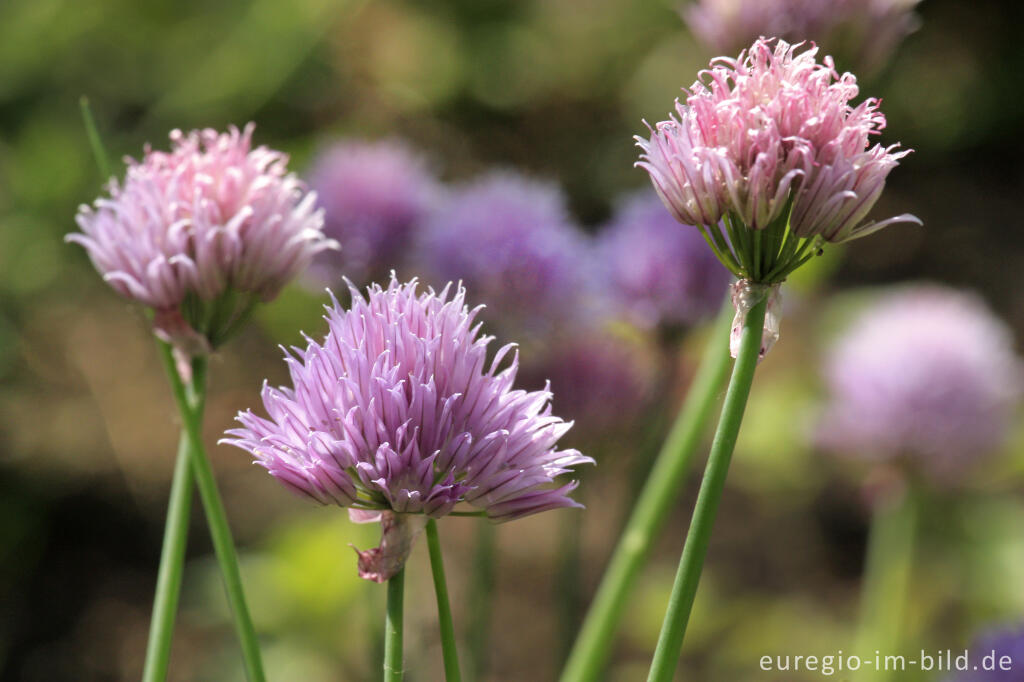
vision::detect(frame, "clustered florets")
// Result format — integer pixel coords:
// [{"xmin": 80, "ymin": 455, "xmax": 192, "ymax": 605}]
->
[
  {"xmin": 637, "ymin": 37, "xmax": 918, "ymax": 284},
  {"xmin": 69, "ymin": 124, "xmax": 334, "ymax": 350},
  {"xmin": 223, "ymin": 278, "xmax": 592, "ymax": 577},
  {"xmin": 224, "ymin": 278, "xmax": 590, "ymax": 519}
]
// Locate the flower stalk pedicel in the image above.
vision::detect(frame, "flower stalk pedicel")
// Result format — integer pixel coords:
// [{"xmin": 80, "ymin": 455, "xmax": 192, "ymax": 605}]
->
[
  {"xmin": 69, "ymin": 122, "xmax": 335, "ymax": 682},
  {"xmin": 624, "ymin": 38, "xmax": 917, "ymax": 682},
  {"xmin": 225, "ymin": 278, "xmax": 591, "ymax": 676}
]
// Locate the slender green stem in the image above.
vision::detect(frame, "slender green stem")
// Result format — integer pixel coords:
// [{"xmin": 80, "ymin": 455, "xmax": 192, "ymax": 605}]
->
[
  {"xmin": 556, "ymin": 510, "xmax": 585, "ymax": 670},
  {"xmin": 559, "ymin": 303, "xmax": 734, "ymax": 682},
  {"xmin": 426, "ymin": 520, "xmax": 463, "ymax": 682},
  {"xmin": 646, "ymin": 294, "xmax": 767, "ymax": 682},
  {"xmin": 79, "ymin": 96, "xmax": 112, "ymax": 181},
  {"xmin": 156, "ymin": 343, "xmax": 266, "ymax": 682},
  {"xmin": 384, "ymin": 568, "xmax": 406, "ymax": 682},
  {"xmin": 141, "ymin": 431, "xmax": 194, "ymax": 682},
  {"xmin": 855, "ymin": 486, "xmax": 917, "ymax": 682},
  {"xmin": 467, "ymin": 522, "xmax": 497, "ymax": 682}
]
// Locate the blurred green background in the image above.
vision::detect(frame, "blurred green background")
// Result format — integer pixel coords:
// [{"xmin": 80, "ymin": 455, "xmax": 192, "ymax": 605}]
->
[{"xmin": 1, "ymin": 0, "xmax": 1023, "ymax": 680}]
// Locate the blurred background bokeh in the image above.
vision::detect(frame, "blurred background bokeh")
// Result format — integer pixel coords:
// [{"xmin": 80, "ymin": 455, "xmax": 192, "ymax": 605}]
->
[{"xmin": 2, "ymin": 0, "xmax": 1023, "ymax": 680}]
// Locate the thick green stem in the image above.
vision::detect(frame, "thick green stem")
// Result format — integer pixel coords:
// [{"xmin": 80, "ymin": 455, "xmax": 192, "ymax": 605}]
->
[
  {"xmin": 467, "ymin": 522, "xmax": 496, "ymax": 682},
  {"xmin": 645, "ymin": 295, "xmax": 767, "ymax": 682},
  {"xmin": 141, "ymin": 431, "xmax": 194, "ymax": 682},
  {"xmin": 559, "ymin": 303, "xmax": 734, "ymax": 682},
  {"xmin": 426, "ymin": 520, "xmax": 462, "ymax": 682},
  {"xmin": 157, "ymin": 344, "xmax": 266, "ymax": 682},
  {"xmin": 384, "ymin": 568, "xmax": 406, "ymax": 682},
  {"xmin": 855, "ymin": 486, "xmax": 917, "ymax": 682}
]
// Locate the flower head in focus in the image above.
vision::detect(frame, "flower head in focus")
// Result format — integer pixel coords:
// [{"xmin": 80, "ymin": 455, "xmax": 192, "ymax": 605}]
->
[
  {"xmin": 599, "ymin": 190, "xmax": 731, "ymax": 331},
  {"xmin": 415, "ymin": 171, "xmax": 595, "ymax": 341},
  {"xmin": 222, "ymin": 277, "xmax": 592, "ymax": 581},
  {"xmin": 307, "ymin": 139, "xmax": 439, "ymax": 286},
  {"xmin": 636, "ymin": 37, "xmax": 919, "ymax": 356},
  {"xmin": 817, "ymin": 285, "xmax": 1021, "ymax": 481},
  {"xmin": 69, "ymin": 124, "xmax": 333, "ymax": 353},
  {"xmin": 683, "ymin": 0, "xmax": 920, "ymax": 77}
]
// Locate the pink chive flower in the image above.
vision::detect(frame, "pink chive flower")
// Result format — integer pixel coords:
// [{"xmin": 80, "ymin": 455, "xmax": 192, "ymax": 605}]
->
[
  {"xmin": 817, "ymin": 285, "xmax": 1022, "ymax": 480},
  {"xmin": 307, "ymin": 139, "xmax": 439, "ymax": 286},
  {"xmin": 683, "ymin": 0, "xmax": 920, "ymax": 77},
  {"xmin": 69, "ymin": 124, "xmax": 334, "ymax": 351},
  {"xmin": 637, "ymin": 37, "xmax": 918, "ymax": 356},
  {"xmin": 222, "ymin": 278, "xmax": 592, "ymax": 582}
]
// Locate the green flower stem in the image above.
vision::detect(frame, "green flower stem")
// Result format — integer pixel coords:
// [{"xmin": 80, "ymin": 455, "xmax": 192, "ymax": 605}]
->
[
  {"xmin": 79, "ymin": 95, "xmax": 112, "ymax": 181},
  {"xmin": 646, "ymin": 294, "xmax": 767, "ymax": 682},
  {"xmin": 141, "ymin": 430, "xmax": 195, "ymax": 682},
  {"xmin": 156, "ymin": 343, "xmax": 266, "ymax": 682},
  {"xmin": 855, "ymin": 486, "xmax": 918, "ymax": 682},
  {"xmin": 384, "ymin": 568, "xmax": 406, "ymax": 682},
  {"xmin": 559, "ymin": 303, "xmax": 734, "ymax": 682},
  {"xmin": 467, "ymin": 522, "xmax": 496, "ymax": 682},
  {"xmin": 426, "ymin": 520, "xmax": 462, "ymax": 682},
  {"xmin": 557, "ymin": 510, "xmax": 584, "ymax": 669}
]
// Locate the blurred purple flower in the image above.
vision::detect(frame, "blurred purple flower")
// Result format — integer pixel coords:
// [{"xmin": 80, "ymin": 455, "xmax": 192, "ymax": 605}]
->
[
  {"xmin": 637, "ymin": 37, "xmax": 917, "ymax": 251},
  {"xmin": 598, "ymin": 190, "xmax": 730, "ymax": 330},
  {"xmin": 69, "ymin": 124, "xmax": 332, "ymax": 352},
  {"xmin": 223, "ymin": 277, "xmax": 592, "ymax": 581},
  {"xmin": 307, "ymin": 139, "xmax": 439, "ymax": 286},
  {"xmin": 818, "ymin": 285, "xmax": 1022, "ymax": 478},
  {"xmin": 946, "ymin": 622, "xmax": 1024, "ymax": 682},
  {"xmin": 683, "ymin": 0, "xmax": 920, "ymax": 76},
  {"xmin": 415, "ymin": 171, "xmax": 595, "ymax": 339},
  {"xmin": 521, "ymin": 329, "xmax": 656, "ymax": 440}
]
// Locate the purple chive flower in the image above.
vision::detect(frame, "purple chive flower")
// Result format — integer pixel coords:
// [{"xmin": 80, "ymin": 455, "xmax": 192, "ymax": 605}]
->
[
  {"xmin": 222, "ymin": 278, "xmax": 592, "ymax": 581},
  {"xmin": 637, "ymin": 37, "xmax": 917, "ymax": 250},
  {"xmin": 521, "ymin": 329, "xmax": 656, "ymax": 441},
  {"xmin": 817, "ymin": 285, "xmax": 1022, "ymax": 479},
  {"xmin": 415, "ymin": 171, "xmax": 594, "ymax": 339},
  {"xmin": 946, "ymin": 622, "xmax": 1024, "ymax": 682},
  {"xmin": 69, "ymin": 124, "xmax": 333, "ymax": 351},
  {"xmin": 683, "ymin": 0, "xmax": 920, "ymax": 76},
  {"xmin": 637, "ymin": 37, "xmax": 918, "ymax": 357},
  {"xmin": 598, "ymin": 190, "xmax": 731, "ymax": 330},
  {"xmin": 307, "ymin": 139, "xmax": 439, "ymax": 286}
]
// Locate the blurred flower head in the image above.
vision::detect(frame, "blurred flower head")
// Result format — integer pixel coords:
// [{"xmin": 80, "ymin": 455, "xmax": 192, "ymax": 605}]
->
[
  {"xmin": 521, "ymin": 328, "xmax": 656, "ymax": 442},
  {"xmin": 683, "ymin": 0, "xmax": 920, "ymax": 77},
  {"xmin": 223, "ymin": 277, "xmax": 592, "ymax": 581},
  {"xmin": 307, "ymin": 138, "xmax": 439, "ymax": 287},
  {"xmin": 946, "ymin": 622, "xmax": 1024, "ymax": 682},
  {"xmin": 598, "ymin": 190, "xmax": 730, "ymax": 330},
  {"xmin": 636, "ymin": 37, "xmax": 918, "ymax": 284},
  {"xmin": 69, "ymin": 124, "xmax": 332, "ymax": 352},
  {"xmin": 817, "ymin": 285, "xmax": 1022, "ymax": 479},
  {"xmin": 415, "ymin": 171, "xmax": 595, "ymax": 340}
]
